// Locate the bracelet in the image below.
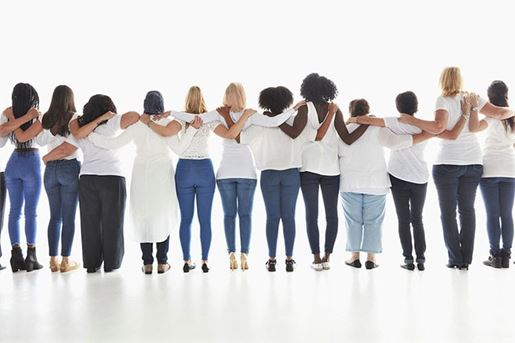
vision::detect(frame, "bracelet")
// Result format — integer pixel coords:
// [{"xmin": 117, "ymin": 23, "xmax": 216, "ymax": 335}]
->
[
  {"xmin": 471, "ymin": 107, "xmax": 478, "ymax": 112},
  {"xmin": 461, "ymin": 113, "xmax": 470, "ymax": 119}
]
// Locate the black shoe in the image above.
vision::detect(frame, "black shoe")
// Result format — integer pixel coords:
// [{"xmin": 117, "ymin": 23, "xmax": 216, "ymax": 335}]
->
[
  {"xmin": 400, "ymin": 263, "xmax": 415, "ymax": 271},
  {"xmin": 446, "ymin": 263, "xmax": 459, "ymax": 269},
  {"xmin": 417, "ymin": 263, "xmax": 425, "ymax": 271},
  {"xmin": 183, "ymin": 262, "xmax": 196, "ymax": 273},
  {"xmin": 10, "ymin": 246, "xmax": 26, "ymax": 272},
  {"xmin": 459, "ymin": 264, "xmax": 469, "ymax": 270},
  {"xmin": 285, "ymin": 259, "xmax": 296, "ymax": 272},
  {"xmin": 201, "ymin": 262, "xmax": 209, "ymax": 273},
  {"xmin": 266, "ymin": 259, "xmax": 276, "ymax": 272},
  {"xmin": 501, "ymin": 250, "xmax": 510, "ymax": 268},
  {"xmin": 86, "ymin": 267, "xmax": 100, "ymax": 273},
  {"xmin": 0, "ymin": 264, "xmax": 6, "ymax": 271},
  {"xmin": 104, "ymin": 267, "xmax": 114, "ymax": 273},
  {"xmin": 25, "ymin": 246, "xmax": 43, "ymax": 272},
  {"xmin": 483, "ymin": 251, "xmax": 502, "ymax": 269},
  {"xmin": 345, "ymin": 259, "xmax": 362, "ymax": 268},
  {"xmin": 365, "ymin": 261, "xmax": 379, "ymax": 270}
]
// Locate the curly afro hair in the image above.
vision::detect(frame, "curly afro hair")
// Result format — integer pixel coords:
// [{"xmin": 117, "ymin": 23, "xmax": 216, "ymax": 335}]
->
[
  {"xmin": 300, "ymin": 73, "xmax": 338, "ymax": 103},
  {"xmin": 349, "ymin": 99, "xmax": 370, "ymax": 117},
  {"xmin": 258, "ymin": 86, "xmax": 294, "ymax": 114},
  {"xmin": 395, "ymin": 91, "xmax": 418, "ymax": 115}
]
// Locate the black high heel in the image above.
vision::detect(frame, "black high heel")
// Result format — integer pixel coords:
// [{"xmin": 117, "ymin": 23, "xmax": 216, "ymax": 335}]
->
[
  {"xmin": 201, "ymin": 262, "xmax": 209, "ymax": 273},
  {"xmin": 25, "ymin": 246, "xmax": 43, "ymax": 272},
  {"xmin": 183, "ymin": 261, "xmax": 196, "ymax": 273},
  {"xmin": 10, "ymin": 246, "xmax": 26, "ymax": 272}
]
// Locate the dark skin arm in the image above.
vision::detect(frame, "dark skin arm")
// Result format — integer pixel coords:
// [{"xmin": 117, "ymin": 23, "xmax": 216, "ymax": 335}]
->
[
  {"xmin": 314, "ymin": 103, "xmax": 338, "ymax": 141},
  {"xmin": 217, "ymin": 106, "xmax": 240, "ymax": 142},
  {"xmin": 279, "ymin": 106, "xmax": 308, "ymax": 139},
  {"xmin": 334, "ymin": 110, "xmax": 368, "ymax": 145}
]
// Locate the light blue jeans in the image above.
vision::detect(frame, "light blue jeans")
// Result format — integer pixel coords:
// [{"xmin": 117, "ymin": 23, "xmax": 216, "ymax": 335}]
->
[{"xmin": 340, "ymin": 192, "xmax": 386, "ymax": 253}]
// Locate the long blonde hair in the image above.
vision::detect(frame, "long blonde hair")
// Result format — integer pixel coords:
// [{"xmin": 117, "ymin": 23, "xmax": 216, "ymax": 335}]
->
[
  {"xmin": 185, "ymin": 86, "xmax": 208, "ymax": 114},
  {"xmin": 223, "ymin": 82, "xmax": 246, "ymax": 112},
  {"xmin": 439, "ymin": 67, "xmax": 463, "ymax": 97}
]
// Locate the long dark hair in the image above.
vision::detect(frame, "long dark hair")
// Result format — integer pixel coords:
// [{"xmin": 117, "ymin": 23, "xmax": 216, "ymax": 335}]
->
[
  {"xmin": 11, "ymin": 82, "xmax": 39, "ymax": 148},
  {"xmin": 487, "ymin": 80, "xmax": 514, "ymax": 133},
  {"xmin": 78, "ymin": 94, "xmax": 117, "ymax": 127},
  {"xmin": 42, "ymin": 85, "xmax": 76, "ymax": 137}
]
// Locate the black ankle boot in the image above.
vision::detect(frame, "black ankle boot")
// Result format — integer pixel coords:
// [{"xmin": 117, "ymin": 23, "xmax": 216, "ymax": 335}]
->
[
  {"xmin": 483, "ymin": 251, "xmax": 502, "ymax": 269},
  {"xmin": 10, "ymin": 246, "xmax": 26, "ymax": 272},
  {"xmin": 25, "ymin": 246, "xmax": 43, "ymax": 272},
  {"xmin": 501, "ymin": 250, "xmax": 511, "ymax": 268}
]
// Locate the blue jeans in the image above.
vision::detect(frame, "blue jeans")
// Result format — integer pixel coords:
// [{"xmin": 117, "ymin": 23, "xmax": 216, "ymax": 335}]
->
[
  {"xmin": 44, "ymin": 159, "xmax": 80, "ymax": 257},
  {"xmin": 5, "ymin": 150, "xmax": 42, "ymax": 246},
  {"xmin": 480, "ymin": 177, "xmax": 515, "ymax": 254},
  {"xmin": 260, "ymin": 168, "xmax": 300, "ymax": 258},
  {"xmin": 433, "ymin": 164, "xmax": 483, "ymax": 265},
  {"xmin": 340, "ymin": 192, "xmax": 386, "ymax": 253},
  {"xmin": 176, "ymin": 159, "xmax": 215, "ymax": 261},
  {"xmin": 216, "ymin": 178, "xmax": 257, "ymax": 254}
]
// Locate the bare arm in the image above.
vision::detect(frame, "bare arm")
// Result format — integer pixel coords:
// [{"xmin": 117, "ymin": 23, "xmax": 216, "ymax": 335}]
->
[
  {"xmin": 42, "ymin": 142, "xmax": 78, "ymax": 164},
  {"xmin": 399, "ymin": 110, "xmax": 448, "ymax": 134},
  {"xmin": 214, "ymin": 110, "xmax": 255, "ymax": 139},
  {"xmin": 141, "ymin": 115, "xmax": 183, "ymax": 137},
  {"xmin": 354, "ymin": 115, "xmax": 386, "ymax": 127},
  {"xmin": 120, "ymin": 111, "xmax": 140, "ymax": 129},
  {"xmin": 334, "ymin": 111, "xmax": 368, "ymax": 145},
  {"xmin": 315, "ymin": 103, "xmax": 337, "ymax": 141},
  {"xmin": 13, "ymin": 120, "xmax": 43, "ymax": 142},
  {"xmin": 70, "ymin": 111, "xmax": 115, "ymax": 139},
  {"xmin": 0, "ymin": 107, "xmax": 40, "ymax": 136},
  {"xmin": 412, "ymin": 131, "xmax": 435, "ymax": 145},
  {"xmin": 469, "ymin": 95, "xmax": 490, "ymax": 132},
  {"xmin": 279, "ymin": 107, "xmax": 308, "ymax": 139},
  {"xmin": 480, "ymin": 102, "xmax": 514, "ymax": 120},
  {"xmin": 437, "ymin": 114, "xmax": 467, "ymax": 140}
]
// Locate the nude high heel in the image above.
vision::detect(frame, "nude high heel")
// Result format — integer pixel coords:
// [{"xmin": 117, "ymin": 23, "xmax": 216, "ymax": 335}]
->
[
  {"xmin": 60, "ymin": 259, "xmax": 80, "ymax": 273},
  {"xmin": 240, "ymin": 253, "xmax": 249, "ymax": 271},
  {"xmin": 229, "ymin": 252, "xmax": 238, "ymax": 270},
  {"xmin": 50, "ymin": 257, "xmax": 60, "ymax": 272}
]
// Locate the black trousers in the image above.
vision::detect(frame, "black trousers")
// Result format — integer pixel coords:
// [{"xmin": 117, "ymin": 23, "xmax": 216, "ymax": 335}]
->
[
  {"xmin": 140, "ymin": 236, "xmax": 170, "ymax": 265},
  {"xmin": 389, "ymin": 174, "xmax": 427, "ymax": 263},
  {"xmin": 79, "ymin": 175, "xmax": 126, "ymax": 270},
  {"xmin": 0, "ymin": 172, "xmax": 5, "ymax": 258},
  {"xmin": 300, "ymin": 172, "xmax": 340, "ymax": 255}
]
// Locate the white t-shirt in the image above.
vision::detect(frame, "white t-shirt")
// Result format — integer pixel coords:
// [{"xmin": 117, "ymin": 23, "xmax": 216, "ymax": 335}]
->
[
  {"xmin": 384, "ymin": 117, "xmax": 428, "ymax": 184},
  {"xmin": 482, "ymin": 117, "xmax": 515, "ymax": 178},
  {"xmin": 0, "ymin": 114, "xmax": 12, "ymax": 172},
  {"xmin": 434, "ymin": 94, "xmax": 486, "ymax": 165},
  {"xmin": 241, "ymin": 109, "xmax": 318, "ymax": 171},
  {"xmin": 70, "ymin": 114, "xmax": 124, "ymax": 177},
  {"xmin": 300, "ymin": 102, "xmax": 340, "ymax": 176},
  {"xmin": 35, "ymin": 129, "xmax": 80, "ymax": 161},
  {"xmin": 339, "ymin": 125, "xmax": 412, "ymax": 195}
]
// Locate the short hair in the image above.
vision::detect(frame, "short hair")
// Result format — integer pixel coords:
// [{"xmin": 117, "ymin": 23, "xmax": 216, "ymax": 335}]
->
[
  {"xmin": 487, "ymin": 80, "xmax": 509, "ymax": 107},
  {"xmin": 439, "ymin": 67, "xmax": 463, "ymax": 97},
  {"xmin": 185, "ymin": 86, "xmax": 208, "ymax": 114},
  {"xmin": 349, "ymin": 99, "xmax": 370, "ymax": 117},
  {"xmin": 395, "ymin": 91, "xmax": 418, "ymax": 115},
  {"xmin": 223, "ymin": 82, "xmax": 246, "ymax": 112},
  {"xmin": 300, "ymin": 73, "xmax": 338, "ymax": 103},
  {"xmin": 258, "ymin": 86, "xmax": 294, "ymax": 114},
  {"xmin": 79, "ymin": 94, "xmax": 117, "ymax": 127}
]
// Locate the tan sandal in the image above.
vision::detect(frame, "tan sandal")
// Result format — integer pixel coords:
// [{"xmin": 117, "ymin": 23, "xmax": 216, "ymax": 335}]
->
[
  {"xmin": 49, "ymin": 257, "xmax": 60, "ymax": 272},
  {"xmin": 60, "ymin": 259, "xmax": 80, "ymax": 273},
  {"xmin": 240, "ymin": 253, "xmax": 249, "ymax": 270},
  {"xmin": 229, "ymin": 252, "xmax": 238, "ymax": 270}
]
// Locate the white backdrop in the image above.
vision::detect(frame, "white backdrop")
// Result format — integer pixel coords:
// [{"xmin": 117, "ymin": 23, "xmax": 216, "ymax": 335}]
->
[{"xmin": 0, "ymin": 0, "xmax": 513, "ymax": 269}]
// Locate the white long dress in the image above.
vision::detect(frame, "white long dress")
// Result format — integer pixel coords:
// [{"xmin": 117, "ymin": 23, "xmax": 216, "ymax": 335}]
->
[{"xmin": 89, "ymin": 119, "xmax": 196, "ymax": 243}]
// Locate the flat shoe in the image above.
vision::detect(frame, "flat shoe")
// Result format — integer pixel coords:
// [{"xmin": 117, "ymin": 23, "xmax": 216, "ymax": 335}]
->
[
  {"xmin": 345, "ymin": 259, "xmax": 361, "ymax": 268},
  {"xmin": 158, "ymin": 263, "xmax": 170, "ymax": 274},
  {"xmin": 365, "ymin": 261, "xmax": 379, "ymax": 270}
]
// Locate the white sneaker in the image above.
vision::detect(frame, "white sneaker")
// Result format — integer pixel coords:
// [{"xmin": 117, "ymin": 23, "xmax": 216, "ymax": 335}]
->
[
  {"xmin": 311, "ymin": 262, "xmax": 323, "ymax": 271},
  {"xmin": 322, "ymin": 262, "xmax": 330, "ymax": 270}
]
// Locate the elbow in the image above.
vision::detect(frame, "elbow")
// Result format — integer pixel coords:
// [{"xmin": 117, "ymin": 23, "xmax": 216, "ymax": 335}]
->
[{"xmin": 433, "ymin": 123, "xmax": 446, "ymax": 135}]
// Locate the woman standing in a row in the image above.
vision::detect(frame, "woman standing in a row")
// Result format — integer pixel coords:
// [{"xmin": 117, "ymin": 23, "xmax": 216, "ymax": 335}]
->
[
  {"xmin": 69, "ymin": 95, "xmax": 139, "ymax": 273},
  {"xmin": 467, "ymin": 81, "xmax": 515, "ymax": 268},
  {"xmin": 0, "ymin": 94, "xmax": 41, "ymax": 271}
]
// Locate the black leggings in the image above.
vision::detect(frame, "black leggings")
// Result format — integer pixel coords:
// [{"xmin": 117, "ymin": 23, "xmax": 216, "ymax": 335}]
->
[
  {"xmin": 300, "ymin": 172, "xmax": 340, "ymax": 255},
  {"xmin": 389, "ymin": 174, "xmax": 427, "ymax": 263}
]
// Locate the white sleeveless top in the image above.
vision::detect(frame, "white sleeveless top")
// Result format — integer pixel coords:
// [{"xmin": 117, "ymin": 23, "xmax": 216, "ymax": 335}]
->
[{"xmin": 300, "ymin": 102, "xmax": 340, "ymax": 175}]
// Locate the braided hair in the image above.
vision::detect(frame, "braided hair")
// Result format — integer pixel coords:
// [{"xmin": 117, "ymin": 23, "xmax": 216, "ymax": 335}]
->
[{"xmin": 11, "ymin": 82, "xmax": 39, "ymax": 149}]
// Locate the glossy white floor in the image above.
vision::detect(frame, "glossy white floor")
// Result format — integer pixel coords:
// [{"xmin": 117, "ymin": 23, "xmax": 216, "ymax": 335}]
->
[{"xmin": 1, "ymin": 181, "xmax": 514, "ymax": 343}]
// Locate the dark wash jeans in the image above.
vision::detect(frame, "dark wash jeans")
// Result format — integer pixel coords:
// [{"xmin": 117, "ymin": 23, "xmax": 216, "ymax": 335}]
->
[
  {"xmin": 44, "ymin": 159, "xmax": 80, "ymax": 257},
  {"xmin": 141, "ymin": 236, "xmax": 170, "ymax": 265},
  {"xmin": 433, "ymin": 164, "xmax": 483, "ymax": 266},
  {"xmin": 389, "ymin": 174, "xmax": 427, "ymax": 264},
  {"xmin": 479, "ymin": 177, "xmax": 515, "ymax": 254},
  {"xmin": 300, "ymin": 172, "xmax": 339, "ymax": 255}
]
